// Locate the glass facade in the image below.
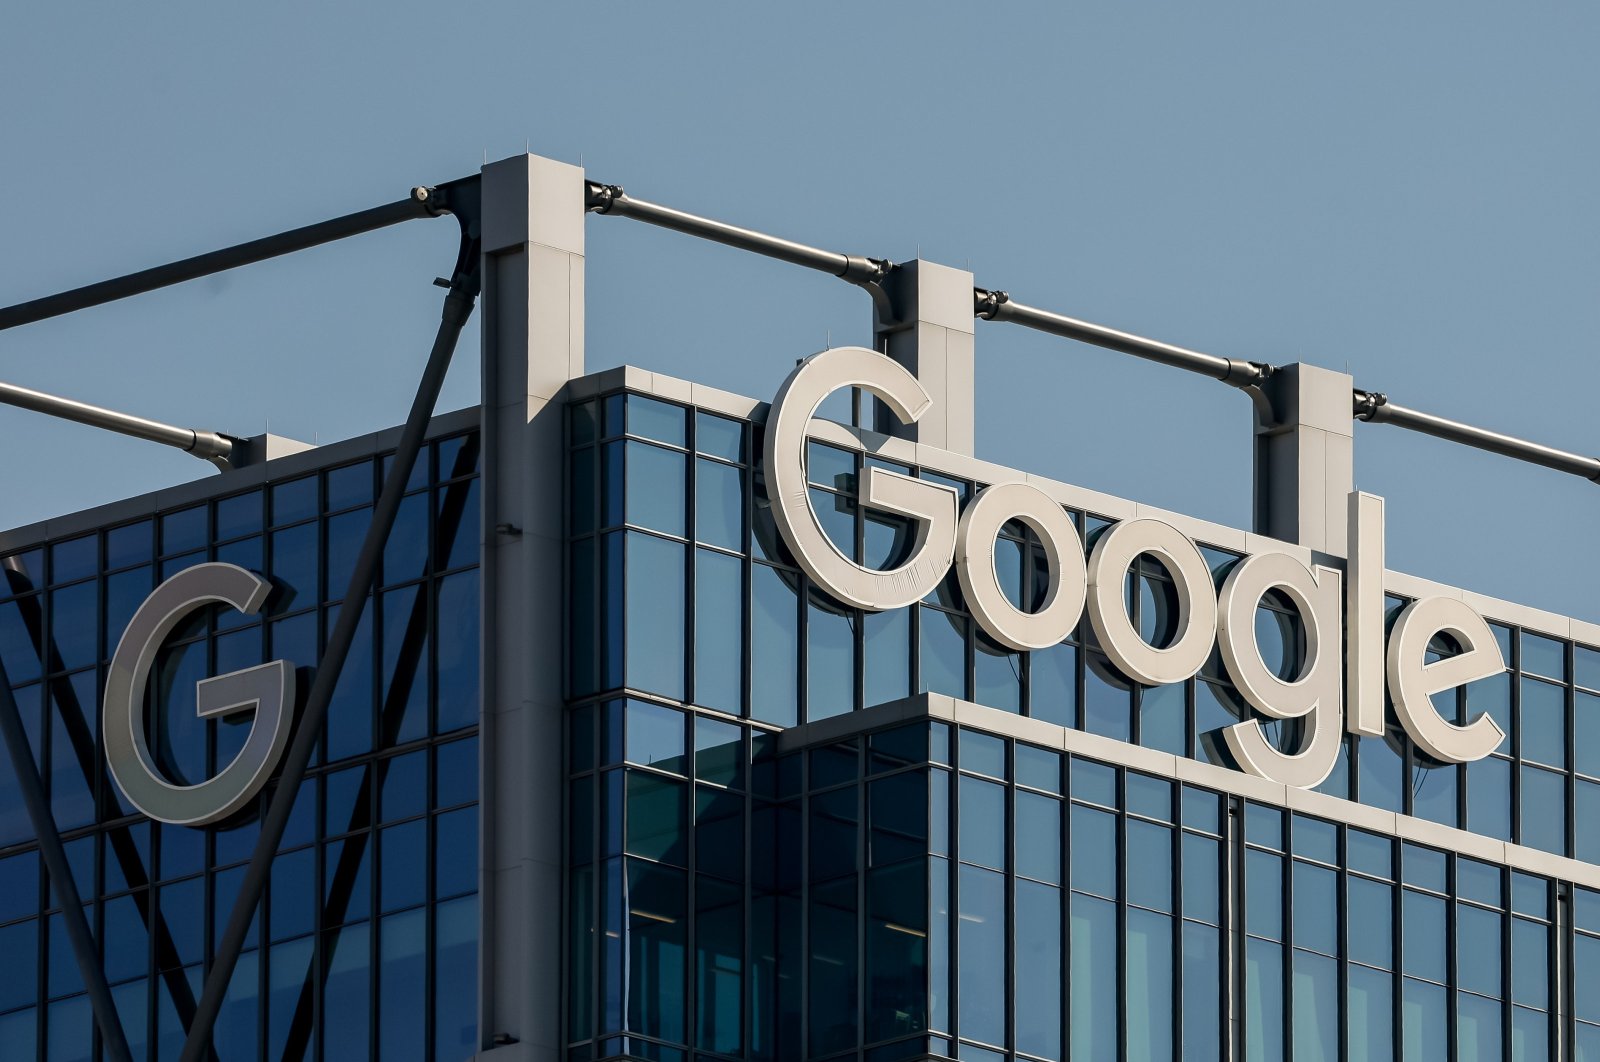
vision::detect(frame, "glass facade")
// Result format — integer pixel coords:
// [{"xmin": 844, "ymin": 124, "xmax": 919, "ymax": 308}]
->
[
  {"xmin": 566, "ymin": 388, "xmax": 1600, "ymax": 1062},
  {"xmin": 0, "ymin": 425, "xmax": 481, "ymax": 1061},
  {"xmin": 6, "ymin": 379, "xmax": 1600, "ymax": 1062}
]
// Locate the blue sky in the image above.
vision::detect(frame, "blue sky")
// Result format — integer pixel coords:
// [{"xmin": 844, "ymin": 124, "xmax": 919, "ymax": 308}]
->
[{"xmin": 3, "ymin": 2, "xmax": 1598, "ymax": 621}]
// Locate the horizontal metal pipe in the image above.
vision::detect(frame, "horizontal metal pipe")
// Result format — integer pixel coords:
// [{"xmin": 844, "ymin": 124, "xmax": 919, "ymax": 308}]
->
[
  {"xmin": 0, "ymin": 189, "xmax": 439, "ymax": 331},
  {"xmin": 586, "ymin": 182, "xmax": 888, "ymax": 284},
  {"xmin": 975, "ymin": 289, "xmax": 1270, "ymax": 388},
  {"xmin": 0, "ymin": 380, "xmax": 234, "ymax": 466},
  {"xmin": 1355, "ymin": 391, "xmax": 1600, "ymax": 483}
]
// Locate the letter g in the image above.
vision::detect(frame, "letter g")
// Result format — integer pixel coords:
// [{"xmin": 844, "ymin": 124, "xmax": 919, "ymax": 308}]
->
[{"xmin": 104, "ymin": 563, "xmax": 294, "ymax": 826}]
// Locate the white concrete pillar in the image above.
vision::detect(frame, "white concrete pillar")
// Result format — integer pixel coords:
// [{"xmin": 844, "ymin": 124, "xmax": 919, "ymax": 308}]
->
[
  {"xmin": 477, "ymin": 153, "xmax": 584, "ymax": 1060},
  {"xmin": 1253, "ymin": 362, "xmax": 1354, "ymax": 555},
  {"xmin": 873, "ymin": 259, "xmax": 976, "ymax": 456}
]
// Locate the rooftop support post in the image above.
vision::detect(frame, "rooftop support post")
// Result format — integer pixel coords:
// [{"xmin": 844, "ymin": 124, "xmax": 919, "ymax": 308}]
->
[
  {"xmin": 873, "ymin": 260, "xmax": 977, "ymax": 456},
  {"xmin": 1253, "ymin": 363, "xmax": 1355, "ymax": 555},
  {"xmin": 477, "ymin": 153, "xmax": 584, "ymax": 1060}
]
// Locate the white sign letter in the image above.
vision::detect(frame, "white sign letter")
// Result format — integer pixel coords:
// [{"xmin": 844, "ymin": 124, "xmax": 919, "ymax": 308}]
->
[{"xmin": 763, "ymin": 348, "xmax": 959, "ymax": 611}]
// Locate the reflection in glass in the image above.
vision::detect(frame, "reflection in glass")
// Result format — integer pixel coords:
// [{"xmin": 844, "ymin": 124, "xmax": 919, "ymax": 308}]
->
[
  {"xmin": 1244, "ymin": 938, "xmax": 1283, "ymax": 1062},
  {"xmin": 957, "ymin": 864, "xmax": 1005, "ymax": 1047},
  {"xmin": 808, "ymin": 599, "xmax": 854, "ymax": 721},
  {"xmin": 1127, "ymin": 907, "xmax": 1174, "ymax": 1062},
  {"xmin": 1030, "ymin": 642, "xmax": 1077, "ymax": 728},
  {"xmin": 1084, "ymin": 653, "xmax": 1132, "ymax": 743},
  {"xmin": 1011, "ymin": 876, "xmax": 1062, "ymax": 1055},
  {"xmin": 864, "ymin": 606, "xmax": 910, "ymax": 709},
  {"xmin": 751, "ymin": 566, "xmax": 799, "ymax": 727},
  {"xmin": 435, "ymin": 895, "xmax": 480, "ymax": 1061},
  {"xmin": 696, "ymin": 459, "xmax": 743, "ymax": 552},
  {"xmin": 623, "ymin": 534, "xmax": 686, "ymax": 701},
  {"xmin": 919, "ymin": 607, "xmax": 966, "ymax": 701},
  {"xmin": 1070, "ymin": 893, "xmax": 1117, "ymax": 1061},
  {"xmin": 1291, "ymin": 950, "xmax": 1337, "ymax": 1061}
]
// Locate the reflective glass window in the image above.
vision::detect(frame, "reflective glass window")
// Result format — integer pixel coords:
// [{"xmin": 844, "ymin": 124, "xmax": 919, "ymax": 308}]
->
[
  {"xmin": 1520, "ymin": 677, "xmax": 1567, "ymax": 769},
  {"xmin": 920, "ymin": 607, "xmax": 966, "ymax": 701},
  {"xmin": 626, "ymin": 441, "xmax": 687, "ymax": 537},
  {"xmin": 695, "ymin": 459, "xmax": 742, "ymax": 552},
  {"xmin": 628, "ymin": 396, "xmax": 688, "ymax": 446},
  {"xmin": 751, "ymin": 565, "xmax": 798, "ymax": 727},
  {"xmin": 695, "ymin": 412, "xmax": 743, "ymax": 462}
]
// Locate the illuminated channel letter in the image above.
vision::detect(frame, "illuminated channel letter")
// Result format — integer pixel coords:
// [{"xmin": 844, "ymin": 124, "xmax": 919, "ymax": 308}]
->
[
  {"xmin": 954, "ymin": 481, "xmax": 1087, "ymax": 651},
  {"xmin": 763, "ymin": 347, "xmax": 959, "ymax": 611},
  {"xmin": 1386, "ymin": 597, "xmax": 1507, "ymax": 763},
  {"xmin": 104, "ymin": 563, "xmax": 294, "ymax": 826},
  {"xmin": 1216, "ymin": 552, "xmax": 1344, "ymax": 788},
  {"xmin": 1085, "ymin": 519, "xmax": 1217, "ymax": 686}
]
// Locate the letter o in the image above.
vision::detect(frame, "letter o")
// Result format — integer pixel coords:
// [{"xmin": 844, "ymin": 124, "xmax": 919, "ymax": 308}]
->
[
  {"xmin": 1085, "ymin": 518, "xmax": 1217, "ymax": 686},
  {"xmin": 955, "ymin": 482, "xmax": 1087, "ymax": 651}
]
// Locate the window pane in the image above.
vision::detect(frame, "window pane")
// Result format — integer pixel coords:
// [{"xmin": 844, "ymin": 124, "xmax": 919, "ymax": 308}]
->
[
  {"xmin": 1127, "ymin": 908, "xmax": 1174, "ymax": 1062},
  {"xmin": 1467, "ymin": 755, "xmax": 1512, "ymax": 841},
  {"xmin": 1519, "ymin": 766, "xmax": 1566, "ymax": 855},
  {"xmin": 695, "ymin": 412, "xmax": 743, "ymax": 462},
  {"xmin": 1291, "ymin": 949, "xmax": 1337, "ymax": 1062},
  {"xmin": 379, "ymin": 910, "xmax": 426, "ymax": 1062},
  {"xmin": 1243, "ymin": 939, "xmax": 1283, "ymax": 1062},
  {"xmin": 1015, "ymin": 879, "xmax": 1062, "ymax": 1058},
  {"xmin": 629, "ymin": 396, "xmax": 687, "ymax": 446},
  {"xmin": 1084, "ymin": 653, "xmax": 1132, "ymax": 743},
  {"xmin": 973, "ymin": 638, "xmax": 1020, "ymax": 713},
  {"xmin": 1520, "ymin": 677, "xmax": 1566, "ymax": 769},
  {"xmin": 1347, "ymin": 878, "xmax": 1392, "ymax": 969},
  {"xmin": 1402, "ymin": 892, "xmax": 1446, "ymax": 983},
  {"xmin": 808, "ymin": 599, "xmax": 855, "ymax": 721},
  {"xmin": 1579, "ymin": 691, "xmax": 1600, "ymax": 778},
  {"xmin": 435, "ymin": 895, "xmax": 479, "ymax": 1061},
  {"xmin": 625, "ymin": 441, "xmax": 687, "ymax": 537},
  {"xmin": 1015, "ymin": 791, "xmax": 1061, "ymax": 885},
  {"xmin": 1402, "ymin": 978, "xmax": 1447, "ymax": 1062},
  {"xmin": 863, "ymin": 605, "xmax": 910, "ymax": 709},
  {"xmin": 622, "ymin": 533, "xmax": 688, "ymax": 702},
  {"xmin": 1347, "ymin": 966, "xmax": 1393, "ymax": 1062},
  {"xmin": 751, "ymin": 566, "xmax": 799, "ymax": 727},
  {"xmin": 1030, "ymin": 642, "xmax": 1077, "ymax": 728},
  {"xmin": 958, "ymin": 864, "xmax": 1005, "ymax": 1047},
  {"xmin": 1070, "ymin": 805, "xmax": 1117, "ymax": 898},
  {"xmin": 1070, "ymin": 893, "xmax": 1117, "ymax": 1062},
  {"xmin": 1456, "ymin": 991, "xmax": 1502, "ymax": 1062},
  {"xmin": 1511, "ymin": 918, "xmax": 1548, "ymax": 1009},
  {"xmin": 695, "ymin": 459, "xmax": 742, "ymax": 551},
  {"xmin": 958, "ymin": 776, "xmax": 1006, "ymax": 871},
  {"xmin": 1140, "ymin": 682, "xmax": 1185, "ymax": 755},
  {"xmin": 1127, "ymin": 819, "xmax": 1172, "ymax": 914},
  {"xmin": 1182, "ymin": 922, "xmax": 1221, "ymax": 1061},
  {"xmin": 1292, "ymin": 863, "xmax": 1337, "ymax": 955},
  {"xmin": 920, "ymin": 607, "xmax": 966, "ymax": 700},
  {"xmin": 626, "ymin": 701, "xmax": 685, "ymax": 773}
]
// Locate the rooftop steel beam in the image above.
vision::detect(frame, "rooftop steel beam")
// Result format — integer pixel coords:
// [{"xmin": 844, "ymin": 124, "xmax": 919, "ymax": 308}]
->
[
  {"xmin": 973, "ymin": 288, "xmax": 1272, "ymax": 389},
  {"xmin": 1354, "ymin": 389, "xmax": 1600, "ymax": 483},
  {"xmin": 585, "ymin": 181, "xmax": 890, "ymax": 285},
  {"xmin": 0, "ymin": 379, "xmax": 236, "ymax": 468},
  {"xmin": 0, "ymin": 189, "xmax": 442, "ymax": 332}
]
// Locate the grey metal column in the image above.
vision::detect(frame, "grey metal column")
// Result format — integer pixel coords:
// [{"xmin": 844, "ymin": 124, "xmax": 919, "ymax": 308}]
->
[
  {"xmin": 873, "ymin": 259, "xmax": 976, "ymax": 456},
  {"xmin": 477, "ymin": 153, "xmax": 584, "ymax": 1059},
  {"xmin": 1252, "ymin": 362, "xmax": 1355, "ymax": 555}
]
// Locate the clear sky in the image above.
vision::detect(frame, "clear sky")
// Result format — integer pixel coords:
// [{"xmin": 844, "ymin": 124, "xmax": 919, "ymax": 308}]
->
[{"xmin": 3, "ymin": 2, "xmax": 1598, "ymax": 622}]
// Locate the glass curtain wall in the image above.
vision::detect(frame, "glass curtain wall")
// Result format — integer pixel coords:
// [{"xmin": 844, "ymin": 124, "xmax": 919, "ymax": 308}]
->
[{"xmin": 0, "ymin": 428, "xmax": 482, "ymax": 1062}]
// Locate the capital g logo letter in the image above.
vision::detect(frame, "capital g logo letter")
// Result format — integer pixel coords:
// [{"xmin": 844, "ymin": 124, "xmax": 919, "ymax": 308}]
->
[{"xmin": 105, "ymin": 563, "xmax": 294, "ymax": 826}]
